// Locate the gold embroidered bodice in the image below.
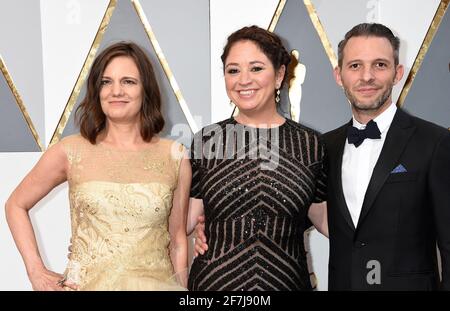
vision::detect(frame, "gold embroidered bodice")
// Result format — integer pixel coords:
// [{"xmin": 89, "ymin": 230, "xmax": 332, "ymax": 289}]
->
[{"xmin": 60, "ymin": 134, "xmax": 185, "ymax": 290}]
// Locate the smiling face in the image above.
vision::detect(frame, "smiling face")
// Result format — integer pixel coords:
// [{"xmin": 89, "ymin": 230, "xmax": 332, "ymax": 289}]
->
[
  {"xmin": 224, "ymin": 40, "xmax": 285, "ymax": 116},
  {"xmin": 99, "ymin": 56, "xmax": 143, "ymax": 124},
  {"xmin": 335, "ymin": 36, "xmax": 404, "ymax": 117}
]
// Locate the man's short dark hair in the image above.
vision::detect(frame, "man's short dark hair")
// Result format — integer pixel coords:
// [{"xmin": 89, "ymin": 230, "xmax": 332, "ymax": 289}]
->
[{"xmin": 337, "ymin": 23, "xmax": 400, "ymax": 67}]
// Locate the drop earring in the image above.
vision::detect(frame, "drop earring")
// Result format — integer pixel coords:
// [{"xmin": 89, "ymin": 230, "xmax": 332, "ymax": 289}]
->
[{"xmin": 275, "ymin": 88, "xmax": 281, "ymax": 104}]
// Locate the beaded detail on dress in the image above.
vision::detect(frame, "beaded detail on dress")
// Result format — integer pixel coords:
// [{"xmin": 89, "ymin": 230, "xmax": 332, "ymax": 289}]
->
[
  {"xmin": 188, "ymin": 118, "xmax": 327, "ymax": 291},
  {"xmin": 60, "ymin": 134, "xmax": 186, "ymax": 290}
]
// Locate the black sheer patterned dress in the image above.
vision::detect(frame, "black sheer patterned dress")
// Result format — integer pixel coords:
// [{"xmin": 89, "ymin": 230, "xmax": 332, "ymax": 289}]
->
[{"xmin": 188, "ymin": 118, "xmax": 327, "ymax": 291}]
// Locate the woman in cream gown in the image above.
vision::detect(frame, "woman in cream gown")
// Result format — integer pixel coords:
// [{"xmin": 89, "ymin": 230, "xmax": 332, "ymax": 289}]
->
[
  {"xmin": 60, "ymin": 134, "xmax": 188, "ymax": 290},
  {"xmin": 5, "ymin": 42, "xmax": 190, "ymax": 291}
]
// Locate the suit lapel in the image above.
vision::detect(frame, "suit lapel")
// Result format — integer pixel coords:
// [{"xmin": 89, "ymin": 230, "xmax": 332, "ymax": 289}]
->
[
  {"xmin": 356, "ymin": 109, "xmax": 416, "ymax": 229},
  {"xmin": 329, "ymin": 121, "xmax": 356, "ymax": 231}
]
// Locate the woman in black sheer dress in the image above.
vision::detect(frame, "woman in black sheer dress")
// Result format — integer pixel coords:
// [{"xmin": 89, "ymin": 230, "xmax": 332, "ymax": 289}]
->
[{"xmin": 187, "ymin": 26, "xmax": 328, "ymax": 291}]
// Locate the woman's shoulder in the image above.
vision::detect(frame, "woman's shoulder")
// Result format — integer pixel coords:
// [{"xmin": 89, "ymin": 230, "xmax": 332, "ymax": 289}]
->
[
  {"xmin": 155, "ymin": 137, "xmax": 186, "ymax": 160},
  {"xmin": 199, "ymin": 118, "xmax": 234, "ymax": 131},
  {"xmin": 156, "ymin": 137, "xmax": 185, "ymax": 149},
  {"xmin": 192, "ymin": 118, "xmax": 235, "ymax": 140},
  {"xmin": 57, "ymin": 133, "xmax": 95, "ymax": 155},
  {"xmin": 283, "ymin": 118, "xmax": 322, "ymax": 138},
  {"xmin": 58, "ymin": 133, "xmax": 91, "ymax": 146}
]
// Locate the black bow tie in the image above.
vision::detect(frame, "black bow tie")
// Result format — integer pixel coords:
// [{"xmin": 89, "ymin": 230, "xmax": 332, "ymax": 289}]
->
[{"xmin": 347, "ymin": 119, "xmax": 381, "ymax": 147}]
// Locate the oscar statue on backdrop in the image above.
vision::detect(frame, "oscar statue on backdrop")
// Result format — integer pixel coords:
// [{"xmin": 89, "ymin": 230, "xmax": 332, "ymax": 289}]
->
[{"xmin": 287, "ymin": 50, "xmax": 306, "ymax": 123}]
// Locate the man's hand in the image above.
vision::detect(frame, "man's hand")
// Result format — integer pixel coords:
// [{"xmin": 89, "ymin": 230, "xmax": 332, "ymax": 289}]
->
[{"xmin": 194, "ymin": 215, "xmax": 208, "ymax": 257}]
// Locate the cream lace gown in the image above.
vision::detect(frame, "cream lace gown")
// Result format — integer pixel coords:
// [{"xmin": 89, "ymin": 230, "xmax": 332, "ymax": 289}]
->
[{"xmin": 59, "ymin": 135, "xmax": 186, "ymax": 290}]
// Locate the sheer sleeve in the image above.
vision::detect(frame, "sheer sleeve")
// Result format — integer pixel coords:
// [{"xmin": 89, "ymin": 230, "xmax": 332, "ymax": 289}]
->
[
  {"xmin": 314, "ymin": 135, "xmax": 327, "ymax": 203},
  {"xmin": 171, "ymin": 141, "xmax": 187, "ymax": 183},
  {"xmin": 189, "ymin": 131, "xmax": 204, "ymax": 199}
]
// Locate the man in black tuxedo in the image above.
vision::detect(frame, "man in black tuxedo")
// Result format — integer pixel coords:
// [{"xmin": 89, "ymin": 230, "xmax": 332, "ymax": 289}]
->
[
  {"xmin": 324, "ymin": 22, "xmax": 450, "ymax": 290},
  {"xmin": 191, "ymin": 22, "xmax": 450, "ymax": 291}
]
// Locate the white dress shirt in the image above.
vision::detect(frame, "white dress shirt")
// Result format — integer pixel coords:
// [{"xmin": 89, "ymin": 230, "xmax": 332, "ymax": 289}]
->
[{"xmin": 342, "ymin": 103, "xmax": 397, "ymax": 227}]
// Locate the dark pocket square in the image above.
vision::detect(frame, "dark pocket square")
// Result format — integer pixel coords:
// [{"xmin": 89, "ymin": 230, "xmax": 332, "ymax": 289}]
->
[{"xmin": 391, "ymin": 164, "xmax": 407, "ymax": 174}]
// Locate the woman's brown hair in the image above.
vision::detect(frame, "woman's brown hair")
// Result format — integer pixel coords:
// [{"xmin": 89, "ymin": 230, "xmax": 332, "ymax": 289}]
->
[{"xmin": 75, "ymin": 41, "xmax": 164, "ymax": 144}]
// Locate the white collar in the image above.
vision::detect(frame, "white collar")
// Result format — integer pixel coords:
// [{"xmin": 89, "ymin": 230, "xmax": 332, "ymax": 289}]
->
[{"xmin": 352, "ymin": 102, "xmax": 397, "ymax": 134}]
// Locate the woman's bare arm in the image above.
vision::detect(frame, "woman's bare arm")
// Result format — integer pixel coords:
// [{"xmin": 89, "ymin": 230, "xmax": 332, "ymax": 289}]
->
[
  {"xmin": 4, "ymin": 142, "xmax": 76, "ymax": 290},
  {"xmin": 308, "ymin": 201, "xmax": 328, "ymax": 238},
  {"xmin": 168, "ymin": 156, "xmax": 191, "ymax": 288}
]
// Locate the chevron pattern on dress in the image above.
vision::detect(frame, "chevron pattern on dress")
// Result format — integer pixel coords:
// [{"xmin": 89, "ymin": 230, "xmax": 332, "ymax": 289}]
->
[{"xmin": 188, "ymin": 118, "xmax": 326, "ymax": 291}]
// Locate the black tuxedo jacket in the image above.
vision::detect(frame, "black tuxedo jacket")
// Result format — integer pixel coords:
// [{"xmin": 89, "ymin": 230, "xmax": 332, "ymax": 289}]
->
[{"xmin": 323, "ymin": 109, "xmax": 450, "ymax": 290}]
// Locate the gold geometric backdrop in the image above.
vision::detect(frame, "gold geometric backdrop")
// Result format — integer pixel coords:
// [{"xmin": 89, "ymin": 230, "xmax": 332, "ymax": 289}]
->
[{"xmin": 0, "ymin": 0, "xmax": 448, "ymax": 154}]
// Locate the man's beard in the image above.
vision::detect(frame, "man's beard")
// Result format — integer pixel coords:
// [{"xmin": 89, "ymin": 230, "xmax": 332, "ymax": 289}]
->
[{"xmin": 344, "ymin": 82, "xmax": 394, "ymax": 112}]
